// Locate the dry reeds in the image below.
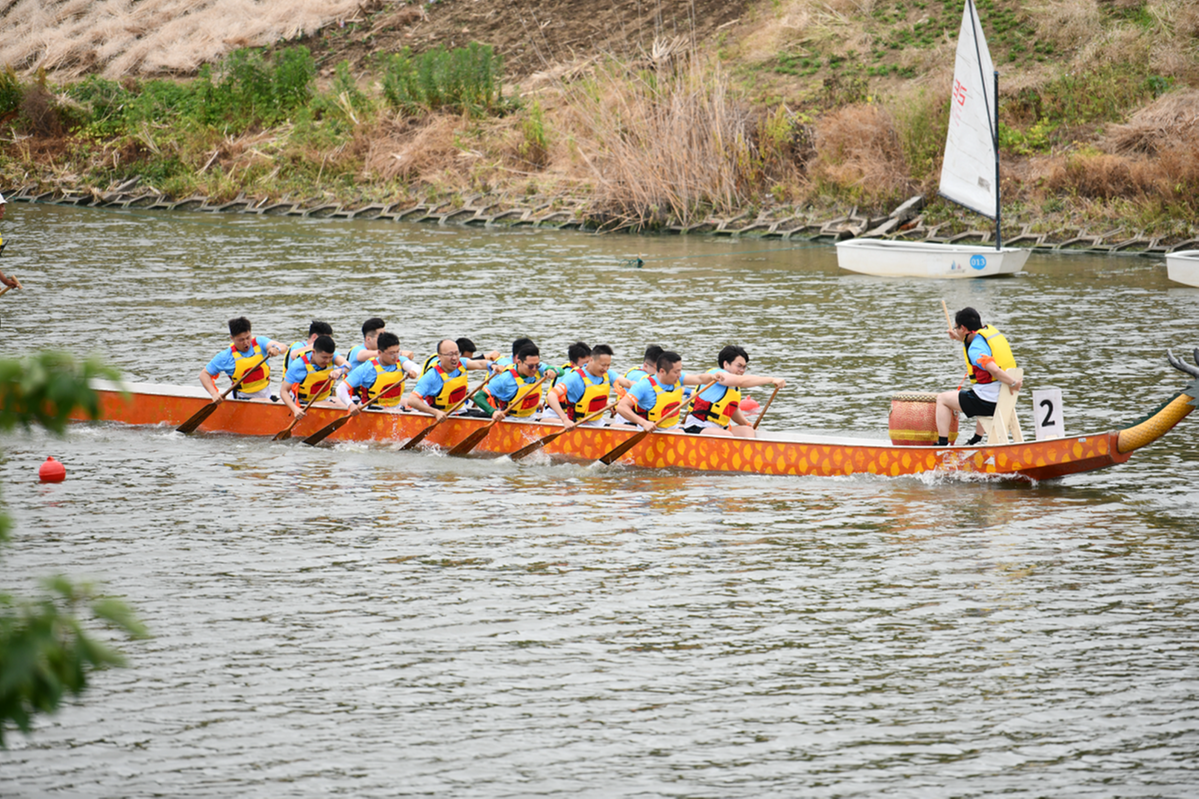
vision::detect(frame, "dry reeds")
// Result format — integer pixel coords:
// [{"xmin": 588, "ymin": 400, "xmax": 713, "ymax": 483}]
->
[
  {"xmin": 0, "ymin": 0, "xmax": 365, "ymax": 79},
  {"xmin": 559, "ymin": 53, "xmax": 760, "ymax": 228},
  {"xmin": 1105, "ymin": 88, "xmax": 1199, "ymax": 155},
  {"xmin": 808, "ymin": 103, "xmax": 915, "ymax": 207}
]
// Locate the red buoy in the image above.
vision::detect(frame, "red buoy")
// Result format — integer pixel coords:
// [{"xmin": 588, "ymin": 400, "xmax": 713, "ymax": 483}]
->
[
  {"xmin": 39, "ymin": 456, "xmax": 66, "ymax": 483},
  {"xmin": 741, "ymin": 396, "xmax": 761, "ymax": 414}
]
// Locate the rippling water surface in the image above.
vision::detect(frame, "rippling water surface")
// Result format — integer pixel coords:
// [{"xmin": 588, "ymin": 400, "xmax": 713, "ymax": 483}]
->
[{"xmin": 2, "ymin": 204, "xmax": 1198, "ymax": 797}]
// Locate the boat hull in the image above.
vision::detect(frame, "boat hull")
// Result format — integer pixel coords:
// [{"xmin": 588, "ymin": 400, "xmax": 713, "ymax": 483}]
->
[
  {"xmin": 1166, "ymin": 250, "xmax": 1199, "ymax": 287},
  {"xmin": 835, "ymin": 239, "xmax": 1030, "ymax": 278},
  {"xmin": 73, "ymin": 382, "xmax": 1149, "ymax": 482}
]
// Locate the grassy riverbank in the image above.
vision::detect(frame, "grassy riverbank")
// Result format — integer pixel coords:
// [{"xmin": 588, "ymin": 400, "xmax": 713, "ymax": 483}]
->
[{"xmin": 2, "ymin": 0, "xmax": 1198, "ymax": 240}]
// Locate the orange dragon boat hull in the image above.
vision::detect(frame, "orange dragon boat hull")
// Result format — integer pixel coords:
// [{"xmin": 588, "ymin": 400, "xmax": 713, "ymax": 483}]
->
[{"xmin": 71, "ymin": 381, "xmax": 1195, "ymax": 481}]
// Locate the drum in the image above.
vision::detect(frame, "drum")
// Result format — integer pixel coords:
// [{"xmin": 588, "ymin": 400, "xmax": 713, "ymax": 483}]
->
[{"xmin": 889, "ymin": 392, "xmax": 957, "ymax": 446}]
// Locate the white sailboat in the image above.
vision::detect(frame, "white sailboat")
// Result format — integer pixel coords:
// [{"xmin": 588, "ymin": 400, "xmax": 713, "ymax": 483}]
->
[
  {"xmin": 835, "ymin": 0, "xmax": 1030, "ymax": 278},
  {"xmin": 1166, "ymin": 250, "xmax": 1199, "ymax": 287}
]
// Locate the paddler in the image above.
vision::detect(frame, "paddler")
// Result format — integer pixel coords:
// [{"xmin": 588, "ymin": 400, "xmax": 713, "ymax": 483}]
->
[
  {"xmin": 615, "ymin": 351, "xmax": 716, "ymax": 433},
  {"xmin": 0, "ymin": 192, "xmax": 19, "ymax": 292},
  {"xmin": 284, "ymin": 320, "xmax": 346, "ymax": 370},
  {"xmin": 200, "ymin": 316, "xmax": 286, "ymax": 402},
  {"xmin": 420, "ymin": 337, "xmax": 499, "ymax": 374},
  {"xmin": 545, "ymin": 344, "xmax": 635, "ymax": 428},
  {"xmin": 404, "ymin": 337, "xmax": 492, "ymax": 422},
  {"xmin": 474, "ymin": 343, "xmax": 548, "ymax": 422},
  {"xmin": 335, "ymin": 332, "xmax": 417, "ymax": 415},
  {"xmin": 624, "ymin": 344, "xmax": 664, "ymax": 384},
  {"xmin": 935, "ymin": 306, "xmax": 1023, "ymax": 446},
  {"xmin": 682, "ymin": 345, "xmax": 786, "ymax": 438},
  {"xmin": 280, "ymin": 334, "xmax": 347, "ymax": 421}
]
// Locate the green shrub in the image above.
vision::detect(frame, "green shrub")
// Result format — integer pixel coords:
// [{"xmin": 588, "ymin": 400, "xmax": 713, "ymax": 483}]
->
[
  {"xmin": 0, "ymin": 67, "xmax": 23, "ymax": 118},
  {"xmin": 381, "ymin": 42, "xmax": 504, "ymax": 115}
]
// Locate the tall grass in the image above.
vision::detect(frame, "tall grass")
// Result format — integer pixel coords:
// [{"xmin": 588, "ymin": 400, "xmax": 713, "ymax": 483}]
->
[{"xmin": 561, "ymin": 55, "xmax": 761, "ymax": 228}]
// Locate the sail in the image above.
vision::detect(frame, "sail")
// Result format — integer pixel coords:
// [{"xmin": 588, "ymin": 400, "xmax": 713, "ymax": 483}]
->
[{"xmin": 939, "ymin": 0, "xmax": 998, "ymax": 219}]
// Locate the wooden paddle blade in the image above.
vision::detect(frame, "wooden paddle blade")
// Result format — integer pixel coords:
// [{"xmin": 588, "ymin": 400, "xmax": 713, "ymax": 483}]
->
[
  {"xmin": 176, "ymin": 401, "xmax": 219, "ymax": 434},
  {"xmin": 446, "ymin": 422, "xmax": 495, "ymax": 457},
  {"xmin": 509, "ymin": 431, "xmax": 561, "ymax": 462},
  {"xmin": 302, "ymin": 414, "xmax": 351, "ymax": 446},
  {"xmin": 271, "ymin": 425, "xmax": 296, "ymax": 441},
  {"xmin": 598, "ymin": 429, "xmax": 650, "ymax": 465}
]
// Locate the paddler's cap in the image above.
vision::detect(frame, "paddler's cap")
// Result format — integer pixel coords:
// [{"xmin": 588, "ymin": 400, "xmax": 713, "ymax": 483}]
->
[{"xmin": 0, "ymin": 193, "xmax": 6, "ymax": 204}]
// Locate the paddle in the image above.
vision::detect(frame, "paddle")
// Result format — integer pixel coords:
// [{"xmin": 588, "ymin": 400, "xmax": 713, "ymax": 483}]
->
[
  {"xmin": 399, "ymin": 370, "xmax": 497, "ymax": 451},
  {"xmin": 177, "ymin": 352, "xmax": 270, "ymax": 434},
  {"xmin": 752, "ymin": 383, "xmax": 781, "ymax": 430},
  {"xmin": 508, "ymin": 398, "xmax": 620, "ymax": 461},
  {"xmin": 447, "ymin": 374, "xmax": 548, "ymax": 457},
  {"xmin": 597, "ymin": 379, "xmax": 706, "ymax": 466},
  {"xmin": 301, "ymin": 387, "xmax": 390, "ymax": 446},
  {"xmin": 271, "ymin": 373, "xmax": 338, "ymax": 441}
]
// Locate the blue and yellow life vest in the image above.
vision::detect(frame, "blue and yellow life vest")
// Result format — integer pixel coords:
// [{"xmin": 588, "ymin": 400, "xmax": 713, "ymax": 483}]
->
[
  {"xmin": 425, "ymin": 363, "xmax": 470, "ymax": 411},
  {"xmin": 357, "ymin": 359, "xmax": 406, "ymax": 408},
  {"xmin": 231, "ymin": 343, "xmax": 270, "ymax": 394},
  {"xmin": 963, "ymin": 325, "xmax": 1017, "ymax": 386},
  {"xmin": 488, "ymin": 367, "xmax": 543, "ymax": 418},
  {"xmin": 289, "ymin": 353, "xmax": 337, "ymax": 404},
  {"xmin": 284, "ymin": 340, "xmax": 309, "ymax": 370},
  {"xmin": 689, "ymin": 369, "xmax": 740, "ymax": 427},
  {"xmin": 633, "ymin": 376, "xmax": 683, "ymax": 428},
  {"xmin": 564, "ymin": 367, "xmax": 611, "ymax": 421}
]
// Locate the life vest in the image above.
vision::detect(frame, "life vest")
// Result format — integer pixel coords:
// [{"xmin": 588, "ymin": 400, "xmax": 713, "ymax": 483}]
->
[
  {"xmin": 488, "ymin": 367, "xmax": 543, "ymax": 418},
  {"xmin": 633, "ymin": 376, "xmax": 683, "ymax": 428},
  {"xmin": 689, "ymin": 369, "xmax": 740, "ymax": 427},
  {"xmin": 552, "ymin": 361, "xmax": 573, "ymax": 387},
  {"xmin": 421, "ymin": 353, "xmax": 438, "ymax": 375},
  {"xmin": 357, "ymin": 359, "xmax": 406, "ymax": 407},
  {"xmin": 564, "ymin": 367, "xmax": 611, "ymax": 421},
  {"xmin": 425, "ymin": 363, "xmax": 470, "ymax": 410},
  {"xmin": 963, "ymin": 325, "xmax": 1017, "ymax": 386},
  {"xmin": 284, "ymin": 340, "xmax": 310, "ymax": 370},
  {"xmin": 291, "ymin": 353, "xmax": 337, "ymax": 404},
  {"xmin": 231, "ymin": 342, "xmax": 270, "ymax": 394}
]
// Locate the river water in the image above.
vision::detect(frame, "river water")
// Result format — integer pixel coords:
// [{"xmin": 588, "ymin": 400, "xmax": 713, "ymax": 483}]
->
[{"xmin": 2, "ymin": 203, "xmax": 1197, "ymax": 797}]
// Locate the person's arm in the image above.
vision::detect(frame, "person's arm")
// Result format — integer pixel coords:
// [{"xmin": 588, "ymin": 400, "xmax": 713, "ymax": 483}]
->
[
  {"xmin": 729, "ymin": 408, "xmax": 752, "ymax": 427},
  {"xmin": 472, "ymin": 390, "xmax": 500, "ymax": 417},
  {"xmin": 682, "ymin": 372, "xmax": 717, "ymax": 387},
  {"xmin": 281, "ymin": 383, "xmax": 302, "ymax": 418},
  {"xmin": 404, "ymin": 391, "xmax": 447, "ymax": 422},
  {"xmin": 357, "ymin": 349, "xmax": 377, "ymax": 363},
  {"xmin": 200, "ymin": 368, "xmax": 222, "ymax": 402},
  {"xmin": 462, "ymin": 358, "xmax": 490, "ymax": 371},
  {"xmin": 982, "ymin": 360, "xmax": 1023, "ymax": 392},
  {"xmin": 545, "ymin": 385, "xmax": 572, "ymax": 427},
  {"xmin": 335, "ymin": 379, "xmax": 360, "ymax": 415},
  {"xmin": 264, "ymin": 338, "xmax": 286, "ymax": 357},
  {"xmin": 616, "ymin": 392, "xmax": 654, "ymax": 431},
  {"xmin": 401, "ymin": 358, "xmax": 421, "ymax": 379},
  {"xmin": 613, "ymin": 376, "xmax": 634, "ymax": 390},
  {"xmin": 715, "ymin": 372, "xmax": 786, "ymax": 390}
]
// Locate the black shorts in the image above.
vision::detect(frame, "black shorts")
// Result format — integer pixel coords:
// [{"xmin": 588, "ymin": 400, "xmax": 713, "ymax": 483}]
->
[
  {"xmin": 683, "ymin": 425, "xmax": 704, "ymax": 435},
  {"xmin": 958, "ymin": 388, "xmax": 997, "ymax": 418}
]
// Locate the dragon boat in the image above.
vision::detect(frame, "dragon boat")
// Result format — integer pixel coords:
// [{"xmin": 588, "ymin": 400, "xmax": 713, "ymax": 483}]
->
[{"xmin": 72, "ymin": 352, "xmax": 1198, "ymax": 482}]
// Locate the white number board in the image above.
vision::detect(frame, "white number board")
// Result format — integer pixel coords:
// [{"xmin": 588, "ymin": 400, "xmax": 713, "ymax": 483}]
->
[{"xmin": 1032, "ymin": 388, "xmax": 1065, "ymax": 441}]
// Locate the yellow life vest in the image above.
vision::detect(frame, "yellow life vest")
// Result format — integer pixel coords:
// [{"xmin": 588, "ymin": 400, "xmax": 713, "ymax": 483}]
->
[
  {"xmin": 565, "ymin": 367, "xmax": 611, "ymax": 421},
  {"xmin": 963, "ymin": 325, "xmax": 1017, "ymax": 386},
  {"xmin": 284, "ymin": 340, "xmax": 310, "ymax": 370},
  {"xmin": 357, "ymin": 359, "xmax": 406, "ymax": 407},
  {"xmin": 488, "ymin": 367, "xmax": 543, "ymax": 418},
  {"xmin": 426, "ymin": 363, "xmax": 470, "ymax": 411},
  {"xmin": 290, "ymin": 353, "xmax": 337, "ymax": 404},
  {"xmin": 421, "ymin": 353, "xmax": 438, "ymax": 375},
  {"xmin": 689, "ymin": 369, "xmax": 741, "ymax": 427},
  {"xmin": 634, "ymin": 376, "xmax": 684, "ymax": 428},
  {"xmin": 231, "ymin": 343, "xmax": 270, "ymax": 395}
]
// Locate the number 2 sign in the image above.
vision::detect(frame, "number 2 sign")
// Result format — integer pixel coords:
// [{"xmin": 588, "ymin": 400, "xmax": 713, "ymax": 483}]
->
[{"xmin": 1032, "ymin": 388, "xmax": 1065, "ymax": 440}]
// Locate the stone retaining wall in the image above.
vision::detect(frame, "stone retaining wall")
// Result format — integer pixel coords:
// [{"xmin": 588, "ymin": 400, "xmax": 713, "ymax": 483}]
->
[{"xmin": 5, "ymin": 185, "xmax": 1197, "ymax": 255}]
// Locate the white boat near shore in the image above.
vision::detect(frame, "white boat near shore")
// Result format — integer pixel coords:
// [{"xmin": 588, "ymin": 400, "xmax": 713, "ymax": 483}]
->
[
  {"xmin": 1166, "ymin": 250, "xmax": 1199, "ymax": 287},
  {"xmin": 836, "ymin": 0, "xmax": 1027, "ymax": 280},
  {"xmin": 836, "ymin": 239, "xmax": 1030, "ymax": 278}
]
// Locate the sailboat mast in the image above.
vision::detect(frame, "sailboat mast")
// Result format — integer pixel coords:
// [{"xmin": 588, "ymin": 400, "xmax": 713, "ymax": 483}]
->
[{"xmin": 993, "ymin": 69, "xmax": 1001, "ymax": 250}]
